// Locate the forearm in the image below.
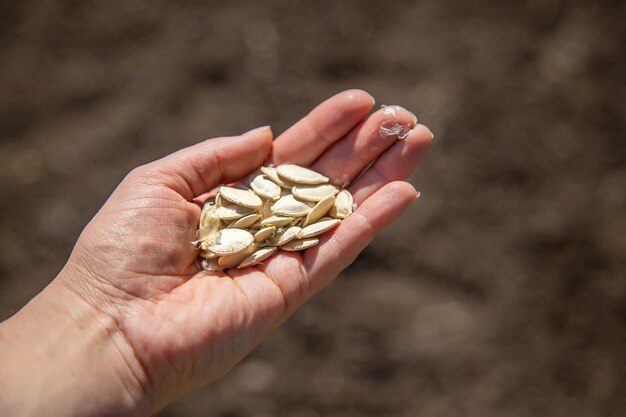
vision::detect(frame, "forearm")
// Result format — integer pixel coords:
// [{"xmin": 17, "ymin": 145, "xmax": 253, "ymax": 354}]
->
[{"xmin": 0, "ymin": 275, "xmax": 147, "ymax": 417}]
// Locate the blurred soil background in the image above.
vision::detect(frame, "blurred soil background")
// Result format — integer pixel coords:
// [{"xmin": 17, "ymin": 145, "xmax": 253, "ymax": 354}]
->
[{"xmin": 1, "ymin": 0, "xmax": 625, "ymax": 416}]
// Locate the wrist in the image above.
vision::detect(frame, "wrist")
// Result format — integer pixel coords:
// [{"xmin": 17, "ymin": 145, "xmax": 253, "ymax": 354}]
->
[{"xmin": 0, "ymin": 268, "xmax": 148, "ymax": 417}]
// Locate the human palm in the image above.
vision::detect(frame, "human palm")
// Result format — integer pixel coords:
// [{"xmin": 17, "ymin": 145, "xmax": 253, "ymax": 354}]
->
[{"xmin": 62, "ymin": 90, "xmax": 432, "ymax": 413}]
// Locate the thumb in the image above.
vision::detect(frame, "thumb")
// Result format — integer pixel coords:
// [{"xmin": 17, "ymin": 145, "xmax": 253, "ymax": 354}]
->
[{"xmin": 134, "ymin": 126, "xmax": 273, "ymax": 199}]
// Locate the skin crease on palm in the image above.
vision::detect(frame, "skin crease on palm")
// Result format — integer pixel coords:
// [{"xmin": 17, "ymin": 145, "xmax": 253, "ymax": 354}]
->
[{"xmin": 0, "ymin": 89, "xmax": 432, "ymax": 417}]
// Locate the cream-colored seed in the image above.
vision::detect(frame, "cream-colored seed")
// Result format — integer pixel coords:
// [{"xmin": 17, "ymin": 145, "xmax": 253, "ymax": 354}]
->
[
  {"xmin": 271, "ymin": 195, "xmax": 313, "ymax": 217},
  {"xmin": 250, "ymin": 175, "xmax": 282, "ymax": 200},
  {"xmin": 260, "ymin": 166, "xmax": 293, "ymax": 189},
  {"xmin": 281, "ymin": 238, "xmax": 320, "ymax": 251},
  {"xmin": 237, "ymin": 246, "xmax": 278, "ymax": 268},
  {"xmin": 198, "ymin": 203, "xmax": 220, "ymax": 243},
  {"xmin": 260, "ymin": 215, "xmax": 295, "ymax": 228},
  {"xmin": 254, "ymin": 226, "xmax": 276, "ymax": 242},
  {"xmin": 276, "ymin": 164, "xmax": 329, "ymax": 185},
  {"xmin": 330, "ymin": 189, "xmax": 353, "ymax": 219},
  {"xmin": 228, "ymin": 213, "xmax": 262, "ymax": 229},
  {"xmin": 292, "ymin": 183, "xmax": 339, "ymax": 202},
  {"xmin": 218, "ymin": 243, "xmax": 260, "ymax": 269},
  {"xmin": 196, "ymin": 164, "xmax": 353, "ymax": 270},
  {"xmin": 206, "ymin": 229, "xmax": 254, "ymax": 255},
  {"xmin": 216, "ymin": 200, "xmax": 253, "ymax": 221},
  {"xmin": 302, "ymin": 195, "xmax": 335, "ymax": 227},
  {"xmin": 268, "ymin": 226, "xmax": 302, "ymax": 247},
  {"xmin": 298, "ymin": 218, "xmax": 340, "ymax": 239},
  {"xmin": 199, "ymin": 249, "xmax": 219, "ymax": 259},
  {"xmin": 219, "ymin": 186, "xmax": 263, "ymax": 209}
]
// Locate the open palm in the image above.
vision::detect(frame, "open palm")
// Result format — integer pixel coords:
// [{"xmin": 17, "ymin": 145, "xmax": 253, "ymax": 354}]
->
[{"xmin": 64, "ymin": 90, "xmax": 432, "ymax": 413}]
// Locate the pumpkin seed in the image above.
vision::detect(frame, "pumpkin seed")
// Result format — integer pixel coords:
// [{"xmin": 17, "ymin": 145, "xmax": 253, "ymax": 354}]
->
[
  {"xmin": 271, "ymin": 194, "xmax": 313, "ymax": 217},
  {"xmin": 268, "ymin": 226, "xmax": 302, "ymax": 246},
  {"xmin": 237, "ymin": 246, "xmax": 278, "ymax": 268},
  {"xmin": 260, "ymin": 166, "xmax": 293, "ymax": 189},
  {"xmin": 302, "ymin": 195, "xmax": 335, "ymax": 227},
  {"xmin": 276, "ymin": 164, "xmax": 329, "ymax": 185},
  {"xmin": 330, "ymin": 189, "xmax": 353, "ymax": 219},
  {"xmin": 198, "ymin": 203, "xmax": 220, "ymax": 243},
  {"xmin": 250, "ymin": 175, "xmax": 282, "ymax": 200},
  {"xmin": 260, "ymin": 215, "xmax": 295, "ymax": 228},
  {"xmin": 196, "ymin": 163, "xmax": 352, "ymax": 270},
  {"xmin": 292, "ymin": 183, "xmax": 339, "ymax": 202},
  {"xmin": 216, "ymin": 200, "xmax": 253, "ymax": 221},
  {"xmin": 254, "ymin": 226, "xmax": 276, "ymax": 242},
  {"xmin": 227, "ymin": 213, "xmax": 262, "ymax": 229},
  {"xmin": 218, "ymin": 243, "xmax": 260, "ymax": 269},
  {"xmin": 219, "ymin": 185, "xmax": 263, "ymax": 209},
  {"xmin": 281, "ymin": 238, "xmax": 320, "ymax": 251},
  {"xmin": 206, "ymin": 229, "xmax": 254, "ymax": 255},
  {"xmin": 298, "ymin": 218, "xmax": 340, "ymax": 239},
  {"xmin": 199, "ymin": 249, "xmax": 219, "ymax": 259}
]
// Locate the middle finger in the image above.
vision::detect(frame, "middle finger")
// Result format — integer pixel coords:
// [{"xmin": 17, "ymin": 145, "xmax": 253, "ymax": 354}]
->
[{"xmin": 310, "ymin": 105, "xmax": 417, "ymax": 187}]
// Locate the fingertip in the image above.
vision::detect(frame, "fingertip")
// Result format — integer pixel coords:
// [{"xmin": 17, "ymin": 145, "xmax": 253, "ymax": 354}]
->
[
  {"xmin": 382, "ymin": 181, "xmax": 419, "ymax": 203},
  {"xmin": 242, "ymin": 125, "xmax": 272, "ymax": 135},
  {"xmin": 242, "ymin": 125, "xmax": 274, "ymax": 143},
  {"xmin": 400, "ymin": 124, "xmax": 433, "ymax": 157},
  {"xmin": 333, "ymin": 89, "xmax": 376, "ymax": 112},
  {"xmin": 240, "ymin": 125, "xmax": 273, "ymax": 157},
  {"xmin": 376, "ymin": 105, "xmax": 418, "ymax": 129},
  {"xmin": 272, "ymin": 90, "xmax": 375, "ymax": 166},
  {"xmin": 344, "ymin": 88, "xmax": 376, "ymax": 105},
  {"xmin": 412, "ymin": 123, "xmax": 434, "ymax": 145}
]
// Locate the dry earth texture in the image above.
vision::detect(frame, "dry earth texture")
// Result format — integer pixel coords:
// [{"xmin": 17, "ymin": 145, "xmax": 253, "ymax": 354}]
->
[{"xmin": 0, "ymin": 1, "xmax": 624, "ymax": 416}]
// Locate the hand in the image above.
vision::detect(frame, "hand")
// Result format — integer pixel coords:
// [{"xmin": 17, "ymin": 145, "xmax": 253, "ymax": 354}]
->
[{"xmin": 0, "ymin": 90, "xmax": 432, "ymax": 416}]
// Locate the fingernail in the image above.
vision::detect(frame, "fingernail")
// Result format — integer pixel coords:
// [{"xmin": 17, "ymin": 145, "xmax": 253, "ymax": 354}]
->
[
  {"xmin": 409, "ymin": 111, "xmax": 418, "ymax": 126},
  {"xmin": 244, "ymin": 125, "xmax": 272, "ymax": 135}
]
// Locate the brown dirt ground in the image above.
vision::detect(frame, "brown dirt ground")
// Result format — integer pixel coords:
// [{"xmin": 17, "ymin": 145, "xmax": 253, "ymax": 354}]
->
[{"xmin": 1, "ymin": 1, "xmax": 624, "ymax": 416}]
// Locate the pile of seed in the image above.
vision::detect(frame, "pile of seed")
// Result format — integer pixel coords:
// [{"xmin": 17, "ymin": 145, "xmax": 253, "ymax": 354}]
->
[{"xmin": 195, "ymin": 164, "xmax": 353, "ymax": 271}]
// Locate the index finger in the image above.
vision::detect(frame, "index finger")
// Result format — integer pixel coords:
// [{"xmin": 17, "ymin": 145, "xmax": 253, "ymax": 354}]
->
[{"xmin": 270, "ymin": 89, "xmax": 375, "ymax": 166}]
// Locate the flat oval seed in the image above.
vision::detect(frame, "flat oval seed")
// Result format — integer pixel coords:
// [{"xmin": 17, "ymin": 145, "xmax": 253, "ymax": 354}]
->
[
  {"xmin": 271, "ymin": 194, "xmax": 313, "ymax": 217},
  {"xmin": 219, "ymin": 186, "xmax": 262, "ymax": 209},
  {"xmin": 277, "ymin": 164, "xmax": 329, "ymax": 185},
  {"xmin": 298, "ymin": 218, "xmax": 340, "ymax": 239},
  {"xmin": 237, "ymin": 246, "xmax": 278, "ymax": 268},
  {"xmin": 292, "ymin": 183, "xmax": 339, "ymax": 202},
  {"xmin": 260, "ymin": 215, "xmax": 295, "ymax": 228},
  {"xmin": 303, "ymin": 195, "xmax": 335, "ymax": 227},
  {"xmin": 198, "ymin": 203, "xmax": 220, "ymax": 242},
  {"xmin": 268, "ymin": 226, "xmax": 302, "ymax": 246},
  {"xmin": 228, "ymin": 213, "xmax": 262, "ymax": 229},
  {"xmin": 281, "ymin": 238, "xmax": 320, "ymax": 251},
  {"xmin": 260, "ymin": 166, "xmax": 293, "ymax": 189},
  {"xmin": 250, "ymin": 175, "xmax": 281, "ymax": 200},
  {"xmin": 330, "ymin": 189, "xmax": 353, "ymax": 219},
  {"xmin": 206, "ymin": 229, "xmax": 254, "ymax": 255},
  {"xmin": 216, "ymin": 201, "xmax": 253, "ymax": 221},
  {"xmin": 218, "ymin": 243, "xmax": 260, "ymax": 269},
  {"xmin": 254, "ymin": 226, "xmax": 276, "ymax": 242},
  {"xmin": 199, "ymin": 249, "xmax": 219, "ymax": 259},
  {"xmin": 199, "ymin": 202, "xmax": 217, "ymax": 228}
]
